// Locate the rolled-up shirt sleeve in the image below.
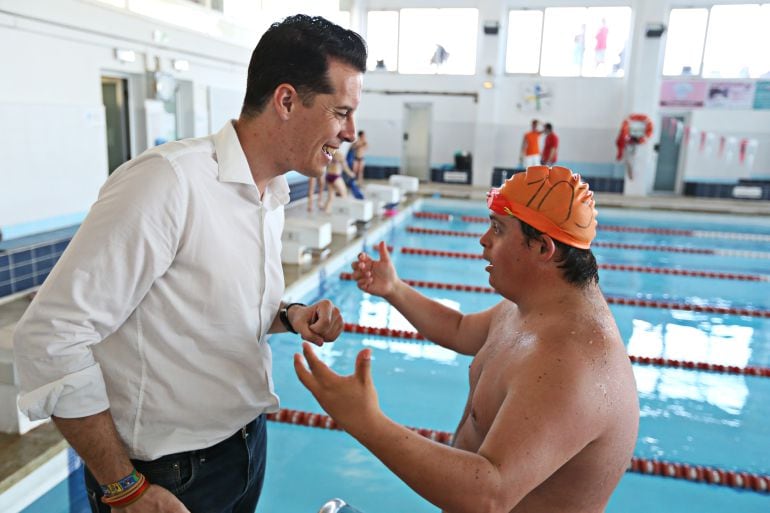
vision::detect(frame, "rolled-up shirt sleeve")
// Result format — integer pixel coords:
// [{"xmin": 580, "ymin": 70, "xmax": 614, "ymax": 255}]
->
[
  {"xmin": 17, "ymin": 364, "xmax": 110, "ymax": 420},
  {"xmin": 13, "ymin": 155, "xmax": 184, "ymax": 420}
]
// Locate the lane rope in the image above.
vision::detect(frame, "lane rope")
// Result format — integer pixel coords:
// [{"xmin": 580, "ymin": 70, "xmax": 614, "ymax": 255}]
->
[
  {"xmin": 397, "ymin": 246, "xmax": 769, "ymax": 282},
  {"xmin": 413, "ymin": 212, "xmax": 770, "ymax": 243},
  {"xmin": 336, "ymin": 318, "xmax": 770, "ymax": 378},
  {"xmin": 341, "ymin": 271, "xmax": 770, "ymax": 319},
  {"xmin": 266, "ymin": 407, "xmax": 770, "ymax": 493},
  {"xmin": 405, "ymin": 226, "xmax": 770, "ymax": 260}
]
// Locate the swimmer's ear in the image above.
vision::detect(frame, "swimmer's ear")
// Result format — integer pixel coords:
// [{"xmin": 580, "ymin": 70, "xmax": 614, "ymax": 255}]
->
[{"xmin": 537, "ymin": 234, "xmax": 557, "ymax": 261}]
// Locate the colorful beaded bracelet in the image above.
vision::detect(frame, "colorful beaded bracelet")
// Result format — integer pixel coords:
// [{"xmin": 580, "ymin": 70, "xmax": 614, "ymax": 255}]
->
[{"xmin": 101, "ymin": 469, "xmax": 141, "ymax": 496}]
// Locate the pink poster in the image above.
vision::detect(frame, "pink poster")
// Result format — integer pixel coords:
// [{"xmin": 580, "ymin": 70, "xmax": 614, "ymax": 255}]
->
[
  {"xmin": 660, "ymin": 80, "xmax": 707, "ymax": 107},
  {"xmin": 704, "ymin": 81, "xmax": 755, "ymax": 109}
]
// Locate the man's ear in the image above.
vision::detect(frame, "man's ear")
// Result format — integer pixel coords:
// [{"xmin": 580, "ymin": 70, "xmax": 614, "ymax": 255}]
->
[
  {"xmin": 273, "ymin": 84, "xmax": 297, "ymax": 120},
  {"xmin": 537, "ymin": 234, "xmax": 557, "ymax": 261}
]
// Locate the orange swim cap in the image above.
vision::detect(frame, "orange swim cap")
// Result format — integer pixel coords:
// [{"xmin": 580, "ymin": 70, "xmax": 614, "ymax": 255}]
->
[{"xmin": 487, "ymin": 166, "xmax": 598, "ymax": 249}]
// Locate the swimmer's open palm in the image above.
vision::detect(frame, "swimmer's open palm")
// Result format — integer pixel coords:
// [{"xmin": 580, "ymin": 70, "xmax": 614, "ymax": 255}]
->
[
  {"xmin": 351, "ymin": 241, "xmax": 398, "ymax": 299},
  {"xmin": 294, "ymin": 342, "xmax": 381, "ymax": 435}
]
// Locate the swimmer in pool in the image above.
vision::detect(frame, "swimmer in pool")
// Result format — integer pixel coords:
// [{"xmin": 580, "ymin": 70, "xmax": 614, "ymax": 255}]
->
[{"xmin": 296, "ymin": 165, "xmax": 640, "ymax": 513}]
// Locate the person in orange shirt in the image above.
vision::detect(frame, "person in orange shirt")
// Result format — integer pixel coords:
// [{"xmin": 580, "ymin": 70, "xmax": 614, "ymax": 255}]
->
[{"xmin": 520, "ymin": 119, "xmax": 541, "ymax": 168}]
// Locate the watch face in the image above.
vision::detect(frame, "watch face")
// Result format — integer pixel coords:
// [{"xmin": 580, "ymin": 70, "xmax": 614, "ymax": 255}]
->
[{"xmin": 155, "ymin": 72, "xmax": 177, "ymax": 102}]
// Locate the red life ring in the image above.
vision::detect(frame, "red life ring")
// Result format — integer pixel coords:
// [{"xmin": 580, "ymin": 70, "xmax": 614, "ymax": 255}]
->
[{"xmin": 616, "ymin": 113, "xmax": 654, "ymax": 160}]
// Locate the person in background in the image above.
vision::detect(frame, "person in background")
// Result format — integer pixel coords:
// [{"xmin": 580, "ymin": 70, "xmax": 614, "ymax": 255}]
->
[
  {"xmin": 307, "ymin": 174, "xmax": 322, "ymax": 211},
  {"xmin": 520, "ymin": 119, "xmax": 541, "ymax": 168},
  {"xmin": 595, "ymin": 18, "xmax": 609, "ymax": 69},
  {"xmin": 296, "ymin": 166, "xmax": 639, "ymax": 513},
  {"xmin": 322, "ymin": 150, "xmax": 357, "ymax": 213},
  {"xmin": 541, "ymin": 123, "xmax": 559, "ymax": 166},
  {"xmin": 349, "ymin": 130, "xmax": 369, "ymax": 182},
  {"xmin": 13, "ymin": 14, "xmax": 366, "ymax": 513}
]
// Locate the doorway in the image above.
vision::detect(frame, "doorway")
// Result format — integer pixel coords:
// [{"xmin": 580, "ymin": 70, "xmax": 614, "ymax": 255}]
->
[
  {"xmin": 402, "ymin": 103, "xmax": 432, "ymax": 181},
  {"xmin": 653, "ymin": 115, "xmax": 685, "ymax": 192},
  {"xmin": 101, "ymin": 76, "xmax": 131, "ymax": 174}
]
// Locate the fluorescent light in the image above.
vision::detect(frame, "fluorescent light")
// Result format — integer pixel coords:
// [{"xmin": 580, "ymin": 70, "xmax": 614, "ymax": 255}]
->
[
  {"xmin": 172, "ymin": 59, "xmax": 190, "ymax": 71},
  {"xmin": 114, "ymin": 48, "xmax": 136, "ymax": 63}
]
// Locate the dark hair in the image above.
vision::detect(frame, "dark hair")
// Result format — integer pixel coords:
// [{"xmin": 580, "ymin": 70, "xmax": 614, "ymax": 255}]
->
[
  {"xmin": 241, "ymin": 14, "xmax": 367, "ymax": 117},
  {"xmin": 544, "ymin": 123, "xmax": 553, "ymax": 131},
  {"xmin": 358, "ymin": 130, "xmax": 365, "ymax": 137},
  {"xmin": 519, "ymin": 221, "xmax": 599, "ymax": 287}
]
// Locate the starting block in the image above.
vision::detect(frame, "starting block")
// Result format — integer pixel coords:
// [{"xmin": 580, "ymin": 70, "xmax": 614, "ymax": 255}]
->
[
  {"xmin": 282, "ymin": 218, "xmax": 331, "ymax": 264},
  {"xmin": 388, "ymin": 174, "xmax": 419, "ymax": 195},
  {"xmin": 364, "ymin": 184, "xmax": 401, "ymax": 214},
  {"xmin": 330, "ymin": 197, "xmax": 374, "ymax": 222}
]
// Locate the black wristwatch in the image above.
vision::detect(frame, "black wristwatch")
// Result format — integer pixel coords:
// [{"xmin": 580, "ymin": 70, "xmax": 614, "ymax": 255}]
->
[{"xmin": 279, "ymin": 303, "xmax": 305, "ymax": 334}]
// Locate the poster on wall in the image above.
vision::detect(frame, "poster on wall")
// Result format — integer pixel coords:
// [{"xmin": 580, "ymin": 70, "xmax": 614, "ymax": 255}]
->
[
  {"xmin": 516, "ymin": 82, "xmax": 553, "ymax": 113},
  {"xmin": 659, "ymin": 80, "xmax": 707, "ymax": 107},
  {"xmin": 753, "ymin": 81, "xmax": 770, "ymax": 110},
  {"xmin": 704, "ymin": 81, "xmax": 755, "ymax": 109}
]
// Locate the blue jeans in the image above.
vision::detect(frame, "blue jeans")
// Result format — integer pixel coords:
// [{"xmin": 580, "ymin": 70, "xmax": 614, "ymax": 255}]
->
[{"xmin": 84, "ymin": 415, "xmax": 267, "ymax": 513}]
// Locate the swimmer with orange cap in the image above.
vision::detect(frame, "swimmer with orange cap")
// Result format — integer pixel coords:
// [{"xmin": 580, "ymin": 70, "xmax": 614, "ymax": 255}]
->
[{"xmin": 296, "ymin": 166, "xmax": 639, "ymax": 513}]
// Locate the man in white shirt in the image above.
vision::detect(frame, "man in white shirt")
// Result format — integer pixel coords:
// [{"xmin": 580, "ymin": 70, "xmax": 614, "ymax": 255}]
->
[{"xmin": 13, "ymin": 14, "xmax": 367, "ymax": 513}]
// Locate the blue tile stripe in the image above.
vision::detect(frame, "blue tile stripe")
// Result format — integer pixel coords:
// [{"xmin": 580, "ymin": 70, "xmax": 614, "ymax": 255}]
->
[
  {"xmin": 0, "ymin": 236, "xmax": 71, "ymax": 298},
  {"xmin": 1, "ymin": 212, "xmax": 86, "ymax": 242}
]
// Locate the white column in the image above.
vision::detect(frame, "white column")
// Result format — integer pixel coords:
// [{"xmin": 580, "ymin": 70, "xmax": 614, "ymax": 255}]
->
[
  {"xmin": 471, "ymin": 1, "xmax": 506, "ymax": 188},
  {"xmin": 623, "ymin": 0, "xmax": 669, "ymax": 196}
]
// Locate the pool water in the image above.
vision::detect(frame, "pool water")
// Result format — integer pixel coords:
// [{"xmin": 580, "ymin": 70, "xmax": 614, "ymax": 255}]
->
[{"xmin": 22, "ymin": 199, "xmax": 770, "ymax": 513}]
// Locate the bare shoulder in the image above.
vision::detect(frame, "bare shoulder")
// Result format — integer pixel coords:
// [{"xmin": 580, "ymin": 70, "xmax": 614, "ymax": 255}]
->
[{"xmin": 505, "ymin": 302, "xmax": 637, "ymax": 432}]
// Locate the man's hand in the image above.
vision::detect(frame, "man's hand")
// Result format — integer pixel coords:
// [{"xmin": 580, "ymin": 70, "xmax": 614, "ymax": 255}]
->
[
  {"xmin": 294, "ymin": 342, "xmax": 381, "ymax": 435},
  {"xmin": 288, "ymin": 300, "xmax": 343, "ymax": 346},
  {"xmin": 120, "ymin": 484, "xmax": 190, "ymax": 512},
  {"xmin": 351, "ymin": 241, "xmax": 399, "ymax": 299}
]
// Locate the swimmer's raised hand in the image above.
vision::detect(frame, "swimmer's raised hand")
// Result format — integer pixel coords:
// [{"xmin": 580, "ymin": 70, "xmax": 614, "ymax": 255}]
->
[
  {"xmin": 351, "ymin": 241, "xmax": 399, "ymax": 299},
  {"xmin": 294, "ymin": 342, "xmax": 382, "ymax": 436}
]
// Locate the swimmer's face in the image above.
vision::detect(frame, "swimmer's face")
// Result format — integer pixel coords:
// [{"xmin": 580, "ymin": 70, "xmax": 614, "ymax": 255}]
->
[{"xmin": 480, "ymin": 212, "xmax": 532, "ymax": 296}]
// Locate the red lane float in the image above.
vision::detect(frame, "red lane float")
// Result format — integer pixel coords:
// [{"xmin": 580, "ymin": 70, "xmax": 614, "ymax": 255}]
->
[
  {"xmin": 398, "ymin": 247, "xmax": 769, "ymax": 282},
  {"xmin": 405, "ymin": 226, "xmax": 770, "ymax": 259},
  {"xmin": 266, "ymin": 407, "xmax": 451, "ymax": 444},
  {"xmin": 628, "ymin": 456, "xmax": 770, "ymax": 493},
  {"xmin": 340, "ymin": 271, "xmax": 770, "ymax": 319},
  {"xmin": 413, "ymin": 212, "xmax": 452, "ymax": 220},
  {"xmin": 417, "ymin": 215, "xmax": 770, "ymax": 242},
  {"xmin": 337, "ymin": 319, "xmax": 770, "ymax": 378},
  {"xmin": 266, "ymin": 407, "xmax": 770, "ymax": 493}
]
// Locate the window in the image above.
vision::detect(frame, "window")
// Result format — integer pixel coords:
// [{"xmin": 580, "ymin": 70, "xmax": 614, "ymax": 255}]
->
[
  {"xmin": 505, "ymin": 10, "xmax": 543, "ymax": 74},
  {"xmin": 663, "ymin": 4, "xmax": 770, "ymax": 79},
  {"xmin": 702, "ymin": 4, "xmax": 770, "ymax": 78},
  {"xmin": 540, "ymin": 7, "xmax": 586, "ymax": 77},
  {"xmin": 506, "ymin": 6, "xmax": 631, "ymax": 77},
  {"xmin": 398, "ymin": 8, "xmax": 478, "ymax": 75},
  {"xmin": 367, "ymin": 11, "xmax": 399, "ymax": 71},
  {"xmin": 662, "ymin": 9, "xmax": 708, "ymax": 76}
]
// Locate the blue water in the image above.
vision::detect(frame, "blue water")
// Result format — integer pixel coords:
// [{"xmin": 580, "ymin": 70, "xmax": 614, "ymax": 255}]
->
[
  {"xmin": 23, "ymin": 201, "xmax": 770, "ymax": 512},
  {"xmin": 262, "ymin": 201, "xmax": 770, "ymax": 512}
]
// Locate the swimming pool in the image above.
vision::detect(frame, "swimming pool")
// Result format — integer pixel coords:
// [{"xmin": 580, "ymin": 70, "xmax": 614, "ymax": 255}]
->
[{"xmin": 20, "ymin": 198, "xmax": 770, "ymax": 512}]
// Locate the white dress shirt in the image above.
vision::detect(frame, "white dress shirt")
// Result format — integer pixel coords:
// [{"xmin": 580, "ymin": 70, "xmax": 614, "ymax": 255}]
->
[{"xmin": 14, "ymin": 121, "xmax": 289, "ymax": 460}]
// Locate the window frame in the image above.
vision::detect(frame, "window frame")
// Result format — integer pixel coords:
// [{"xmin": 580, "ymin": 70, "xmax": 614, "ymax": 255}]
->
[
  {"xmin": 366, "ymin": 7, "xmax": 480, "ymax": 76},
  {"xmin": 663, "ymin": 3, "xmax": 770, "ymax": 79},
  {"xmin": 504, "ymin": 5, "xmax": 632, "ymax": 79}
]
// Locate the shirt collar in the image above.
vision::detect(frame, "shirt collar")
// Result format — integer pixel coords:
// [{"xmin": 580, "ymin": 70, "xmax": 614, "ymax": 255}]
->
[{"xmin": 213, "ymin": 120, "xmax": 290, "ymax": 209}]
